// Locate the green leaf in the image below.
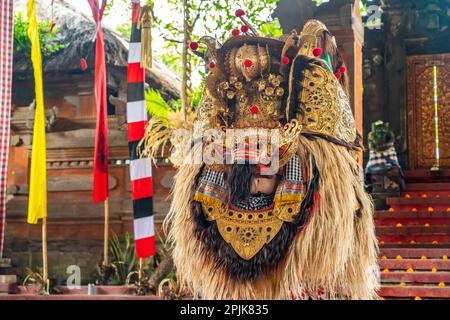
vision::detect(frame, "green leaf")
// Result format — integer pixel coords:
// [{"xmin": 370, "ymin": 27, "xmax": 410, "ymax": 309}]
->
[{"xmin": 145, "ymin": 88, "xmax": 171, "ymax": 122}]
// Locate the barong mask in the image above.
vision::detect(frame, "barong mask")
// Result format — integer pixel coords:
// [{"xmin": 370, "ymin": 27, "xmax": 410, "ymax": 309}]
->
[
  {"xmin": 140, "ymin": 14, "xmax": 378, "ymax": 300},
  {"xmin": 186, "ymin": 19, "xmax": 360, "ymax": 261}
]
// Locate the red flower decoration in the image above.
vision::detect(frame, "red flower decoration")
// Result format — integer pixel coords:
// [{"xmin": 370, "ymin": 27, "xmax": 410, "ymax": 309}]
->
[
  {"xmin": 240, "ymin": 25, "xmax": 249, "ymax": 33},
  {"xmin": 231, "ymin": 29, "xmax": 241, "ymax": 37},
  {"xmin": 243, "ymin": 58, "xmax": 253, "ymax": 68},
  {"xmin": 189, "ymin": 41, "xmax": 199, "ymax": 51},
  {"xmin": 282, "ymin": 56, "xmax": 290, "ymax": 65},
  {"xmin": 339, "ymin": 65, "xmax": 347, "ymax": 73},
  {"xmin": 250, "ymin": 105, "xmax": 259, "ymax": 114},
  {"xmin": 312, "ymin": 47, "xmax": 323, "ymax": 57},
  {"xmin": 208, "ymin": 61, "xmax": 215, "ymax": 69},
  {"xmin": 80, "ymin": 58, "xmax": 88, "ymax": 71},
  {"xmin": 235, "ymin": 9, "xmax": 246, "ymax": 17},
  {"xmin": 335, "ymin": 72, "xmax": 342, "ymax": 80}
]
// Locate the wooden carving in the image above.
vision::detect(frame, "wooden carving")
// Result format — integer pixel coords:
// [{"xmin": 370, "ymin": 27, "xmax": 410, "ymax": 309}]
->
[{"xmin": 407, "ymin": 54, "xmax": 450, "ymax": 169}]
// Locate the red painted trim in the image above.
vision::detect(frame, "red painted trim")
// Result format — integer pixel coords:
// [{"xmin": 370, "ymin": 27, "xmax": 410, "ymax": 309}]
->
[
  {"xmin": 131, "ymin": 177, "xmax": 153, "ymax": 200},
  {"xmin": 127, "ymin": 121, "xmax": 146, "ymax": 142},
  {"xmin": 135, "ymin": 236, "xmax": 156, "ymax": 258}
]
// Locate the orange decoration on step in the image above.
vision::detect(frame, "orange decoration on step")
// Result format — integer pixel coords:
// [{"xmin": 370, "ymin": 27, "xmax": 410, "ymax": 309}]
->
[
  {"xmin": 381, "ymin": 255, "xmax": 387, "ymax": 260},
  {"xmin": 378, "ymin": 297, "xmax": 385, "ymax": 300},
  {"xmin": 380, "ymin": 241, "xmax": 385, "ymax": 245},
  {"xmin": 443, "ymin": 255, "xmax": 448, "ymax": 260},
  {"xmin": 388, "ymin": 208, "xmax": 395, "ymax": 212},
  {"xmin": 406, "ymin": 268, "xmax": 414, "ymax": 273},
  {"xmin": 447, "ymin": 208, "xmax": 450, "ymax": 212},
  {"xmin": 431, "ymin": 267, "xmax": 437, "ymax": 272},
  {"xmin": 412, "ymin": 208, "xmax": 418, "ymax": 212},
  {"xmin": 399, "ymin": 282, "xmax": 406, "ymax": 286},
  {"xmin": 424, "ymin": 223, "xmax": 430, "ymax": 227},
  {"xmin": 396, "ymin": 255, "xmax": 402, "ymax": 260},
  {"xmin": 414, "ymin": 297, "xmax": 422, "ymax": 300},
  {"xmin": 438, "ymin": 282, "xmax": 445, "ymax": 287},
  {"xmin": 396, "ymin": 223, "xmax": 402, "ymax": 228},
  {"xmin": 421, "ymin": 194, "xmax": 428, "ymax": 198},
  {"xmin": 404, "ymin": 194, "xmax": 411, "ymax": 198},
  {"xmin": 382, "ymin": 268, "xmax": 389, "ymax": 273},
  {"xmin": 432, "ymin": 241, "xmax": 439, "ymax": 244},
  {"xmin": 421, "ymin": 256, "xmax": 427, "ymax": 260},
  {"xmin": 427, "ymin": 207, "xmax": 434, "ymax": 212},
  {"xmin": 410, "ymin": 240, "xmax": 416, "ymax": 244}
]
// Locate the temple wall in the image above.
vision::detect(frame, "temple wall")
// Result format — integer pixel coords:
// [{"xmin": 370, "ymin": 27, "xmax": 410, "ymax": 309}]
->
[{"xmin": 6, "ymin": 73, "xmax": 175, "ymax": 283}]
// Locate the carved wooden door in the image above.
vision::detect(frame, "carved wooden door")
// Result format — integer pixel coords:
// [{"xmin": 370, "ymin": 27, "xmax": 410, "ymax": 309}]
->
[{"xmin": 407, "ymin": 54, "xmax": 450, "ymax": 169}]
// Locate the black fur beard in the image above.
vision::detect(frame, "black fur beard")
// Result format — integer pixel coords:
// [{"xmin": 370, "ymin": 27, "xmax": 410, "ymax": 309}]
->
[{"xmin": 192, "ymin": 163, "xmax": 319, "ymax": 283}]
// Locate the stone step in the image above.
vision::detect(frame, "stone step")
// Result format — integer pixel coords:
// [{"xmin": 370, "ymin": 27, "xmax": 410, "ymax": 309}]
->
[
  {"xmin": 376, "ymin": 225, "xmax": 450, "ymax": 235},
  {"xmin": 375, "ymin": 219, "xmax": 450, "ymax": 227},
  {"xmin": 387, "ymin": 197, "xmax": 450, "ymax": 206},
  {"xmin": 378, "ymin": 234, "xmax": 450, "ymax": 244},
  {"xmin": 380, "ymin": 271, "xmax": 450, "ymax": 284},
  {"xmin": 379, "ymin": 243, "xmax": 450, "ymax": 248},
  {"xmin": 404, "ymin": 170, "xmax": 450, "ymax": 183},
  {"xmin": 379, "ymin": 248, "xmax": 450, "ymax": 259},
  {"xmin": 379, "ymin": 285, "xmax": 450, "ymax": 298},
  {"xmin": 379, "ymin": 259, "xmax": 450, "ymax": 271},
  {"xmin": 405, "ymin": 183, "xmax": 450, "ymax": 191},
  {"xmin": 375, "ymin": 211, "xmax": 450, "ymax": 219}
]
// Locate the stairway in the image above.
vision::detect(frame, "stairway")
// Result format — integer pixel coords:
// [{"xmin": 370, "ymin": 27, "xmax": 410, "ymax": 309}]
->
[{"xmin": 376, "ymin": 171, "xmax": 450, "ymax": 299}]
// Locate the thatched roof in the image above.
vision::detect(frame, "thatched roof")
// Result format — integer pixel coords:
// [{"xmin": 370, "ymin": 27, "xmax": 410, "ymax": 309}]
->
[{"xmin": 14, "ymin": 0, "xmax": 180, "ymax": 100}]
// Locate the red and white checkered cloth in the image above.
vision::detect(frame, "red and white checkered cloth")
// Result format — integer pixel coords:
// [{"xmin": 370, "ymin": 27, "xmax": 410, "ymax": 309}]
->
[{"xmin": 0, "ymin": 0, "xmax": 14, "ymax": 257}]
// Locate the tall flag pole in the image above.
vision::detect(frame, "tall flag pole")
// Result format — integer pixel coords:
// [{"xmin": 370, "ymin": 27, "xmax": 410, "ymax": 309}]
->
[
  {"xmin": 26, "ymin": 0, "xmax": 49, "ymax": 288},
  {"xmin": 0, "ymin": 0, "xmax": 14, "ymax": 257},
  {"xmin": 127, "ymin": 0, "xmax": 155, "ymax": 262},
  {"xmin": 87, "ymin": 0, "xmax": 110, "ymax": 266}
]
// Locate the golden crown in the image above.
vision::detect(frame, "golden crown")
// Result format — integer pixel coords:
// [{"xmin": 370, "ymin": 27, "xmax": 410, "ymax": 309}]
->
[{"xmin": 191, "ymin": 10, "xmax": 358, "ymax": 150}]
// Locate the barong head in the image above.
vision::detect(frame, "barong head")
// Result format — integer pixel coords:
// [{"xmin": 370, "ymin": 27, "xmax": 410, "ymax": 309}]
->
[{"xmin": 192, "ymin": 15, "xmax": 360, "ymax": 167}]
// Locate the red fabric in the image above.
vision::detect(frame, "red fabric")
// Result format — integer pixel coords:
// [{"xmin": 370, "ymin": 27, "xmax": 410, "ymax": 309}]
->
[
  {"xmin": 131, "ymin": 177, "xmax": 153, "ymax": 200},
  {"xmin": 0, "ymin": 0, "xmax": 13, "ymax": 257},
  {"xmin": 127, "ymin": 120, "xmax": 146, "ymax": 141},
  {"xmin": 88, "ymin": 0, "xmax": 109, "ymax": 203},
  {"xmin": 135, "ymin": 236, "xmax": 156, "ymax": 258},
  {"xmin": 127, "ymin": 62, "xmax": 144, "ymax": 83},
  {"xmin": 131, "ymin": 2, "xmax": 140, "ymax": 24}
]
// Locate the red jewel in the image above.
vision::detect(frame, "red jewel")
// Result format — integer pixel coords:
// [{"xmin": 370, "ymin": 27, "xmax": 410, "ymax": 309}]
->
[
  {"xmin": 312, "ymin": 47, "xmax": 323, "ymax": 57},
  {"xmin": 335, "ymin": 72, "xmax": 342, "ymax": 80},
  {"xmin": 240, "ymin": 25, "xmax": 249, "ymax": 33},
  {"xmin": 189, "ymin": 41, "xmax": 199, "ymax": 51},
  {"xmin": 208, "ymin": 61, "xmax": 215, "ymax": 69},
  {"xmin": 80, "ymin": 58, "xmax": 88, "ymax": 71},
  {"xmin": 282, "ymin": 56, "xmax": 290, "ymax": 65},
  {"xmin": 235, "ymin": 9, "xmax": 246, "ymax": 17},
  {"xmin": 250, "ymin": 105, "xmax": 259, "ymax": 114},
  {"xmin": 231, "ymin": 29, "xmax": 241, "ymax": 37},
  {"xmin": 243, "ymin": 58, "xmax": 253, "ymax": 68},
  {"xmin": 339, "ymin": 65, "xmax": 347, "ymax": 73}
]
